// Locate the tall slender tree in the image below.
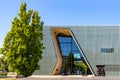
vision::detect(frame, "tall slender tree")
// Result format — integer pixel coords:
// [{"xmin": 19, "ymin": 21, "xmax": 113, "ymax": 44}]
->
[{"xmin": 1, "ymin": 2, "xmax": 44, "ymax": 77}]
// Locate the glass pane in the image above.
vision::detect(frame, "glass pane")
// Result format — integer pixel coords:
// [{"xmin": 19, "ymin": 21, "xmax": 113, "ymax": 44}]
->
[
  {"xmin": 101, "ymin": 48, "xmax": 114, "ymax": 53},
  {"xmin": 57, "ymin": 35, "xmax": 92, "ymax": 75}
]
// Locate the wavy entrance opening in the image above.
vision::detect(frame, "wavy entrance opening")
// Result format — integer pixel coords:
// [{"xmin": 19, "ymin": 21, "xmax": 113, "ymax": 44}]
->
[{"xmin": 51, "ymin": 28, "xmax": 93, "ymax": 75}]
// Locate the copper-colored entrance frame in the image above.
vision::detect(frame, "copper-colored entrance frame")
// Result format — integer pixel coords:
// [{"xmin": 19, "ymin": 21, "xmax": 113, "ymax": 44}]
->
[
  {"xmin": 50, "ymin": 28, "xmax": 71, "ymax": 75},
  {"xmin": 50, "ymin": 27, "xmax": 94, "ymax": 76}
]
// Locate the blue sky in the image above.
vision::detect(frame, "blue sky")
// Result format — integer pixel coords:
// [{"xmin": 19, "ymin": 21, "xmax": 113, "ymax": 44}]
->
[{"xmin": 0, "ymin": 0, "xmax": 120, "ymax": 47}]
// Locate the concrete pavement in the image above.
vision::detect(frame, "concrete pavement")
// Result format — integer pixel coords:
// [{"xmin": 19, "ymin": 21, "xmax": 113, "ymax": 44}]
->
[{"xmin": 17, "ymin": 75, "xmax": 120, "ymax": 80}]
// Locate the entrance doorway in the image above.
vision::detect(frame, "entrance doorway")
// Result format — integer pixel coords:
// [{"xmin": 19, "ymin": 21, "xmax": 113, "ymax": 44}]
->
[
  {"xmin": 96, "ymin": 65, "xmax": 105, "ymax": 76},
  {"xmin": 57, "ymin": 34, "xmax": 92, "ymax": 75}
]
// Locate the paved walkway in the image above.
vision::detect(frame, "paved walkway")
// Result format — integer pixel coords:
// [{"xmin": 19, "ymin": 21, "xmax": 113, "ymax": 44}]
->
[{"xmin": 17, "ymin": 75, "xmax": 120, "ymax": 80}]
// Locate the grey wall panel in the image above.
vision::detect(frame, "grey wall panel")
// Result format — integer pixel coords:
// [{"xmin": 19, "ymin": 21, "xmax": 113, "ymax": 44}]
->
[
  {"xmin": 33, "ymin": 27, "xmax": 57, "ymax": 75},
  {"xmin": 34, "ymin": 26, "xmax": 120, "ymax": 76},
  {"xmin": 70, "ymin": 26, "xmax": 120, "ymax": 76}
]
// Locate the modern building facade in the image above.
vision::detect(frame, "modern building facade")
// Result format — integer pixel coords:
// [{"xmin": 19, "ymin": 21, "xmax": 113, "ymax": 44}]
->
[{"xmin": 33, "ymin": 26, "xmax": 120, "ymax": 76}]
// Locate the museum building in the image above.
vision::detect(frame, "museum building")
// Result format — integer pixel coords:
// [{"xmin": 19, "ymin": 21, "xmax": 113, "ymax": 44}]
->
[{"xmin": 33, "ymin": 26, "xmax": 120, "ymax": 76}]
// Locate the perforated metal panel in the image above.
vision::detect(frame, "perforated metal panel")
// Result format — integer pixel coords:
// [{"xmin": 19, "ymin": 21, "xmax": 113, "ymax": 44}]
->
[
  {"xmin": 33, "ymin": 27, "xmax": 57, "ymax": 75},
  {"xmin": 33, "ymin": 26, "xmax": 120, "ymax": 76},
  {"xmin": 70, "ymin": 26, "xmax": 120, "ymax": 76}
]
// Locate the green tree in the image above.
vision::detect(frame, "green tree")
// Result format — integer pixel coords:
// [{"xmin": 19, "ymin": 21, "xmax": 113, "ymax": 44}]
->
[
  {"xmin": 0, "ymin": 48, "xmax": 4, "ymax": 71},
  {"xmin": 64, "ymin": 52, "xmax": 74, "ymax": 74},
  {"xmin": 0, "ymin": 57, "xmax": 4, "ymax": 71},
  {"xmin": 74, "ymin": 61, "xmax": 88, "ymax": 75},
  {"xmin": 1, "ymin": 2, "xmax": 44, "ymax": 77}
]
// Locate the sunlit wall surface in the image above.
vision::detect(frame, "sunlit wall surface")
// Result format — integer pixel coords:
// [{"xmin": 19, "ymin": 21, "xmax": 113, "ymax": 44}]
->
[
  {"xmin": 33, "ymin": 26, "xmax": 120, "ymax": 76},
  {"xmin": 33, "ymin": 27, "xmax": 57, "ymax": 75},
  {"xmin": 70, "ymin": 26, "xmax": 120, "ymax": 76}
]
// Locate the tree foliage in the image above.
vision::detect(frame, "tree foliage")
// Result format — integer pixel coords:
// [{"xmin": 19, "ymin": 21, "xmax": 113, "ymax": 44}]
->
[
  {"xmin": 74, "ymin": 61, "xmax": 88, "ymax": 75},
  {"xmin": 1, "ymin": 2, "xmax": 44, "ymax": 77},
  {"xmin": 74, "ymin": 61, "xmax": 88, "ymax": 70},
  {"xmin": 63, "ymin": 52, "xmax": 74, "ymax": 74},
  {"xmin": 0, "ymin": 57, "xmax": 4, "ymax": 71}
]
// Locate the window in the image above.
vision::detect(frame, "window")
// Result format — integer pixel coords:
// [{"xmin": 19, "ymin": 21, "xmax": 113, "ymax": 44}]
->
[
  {"xmin": 74, "ymin": 53, "xmax": 81, "ymax": 59},
  {"xmin": 101, "ymin": 48, "xmax": 114, "ymax": 53},
  {"xmin": 57, "ymin": 33, "xmax": 92, "ymax": 75},
  {"xmin": 57, "ymin": 35, "xmax": 82, "ymax": 58}
]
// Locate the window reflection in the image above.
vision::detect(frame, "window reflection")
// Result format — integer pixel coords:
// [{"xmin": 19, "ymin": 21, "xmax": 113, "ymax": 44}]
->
[
  {"xmin": 58, "ymin": 36, "xmax": 81, "ymax": 59},
  {"xmin": 57, "ymin": 33, "xmax": 92, "ymax": 75}
]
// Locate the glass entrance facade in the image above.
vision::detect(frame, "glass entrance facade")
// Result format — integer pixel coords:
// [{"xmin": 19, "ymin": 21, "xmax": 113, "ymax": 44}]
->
[{"xmin": 57, "ymin": 34, "xmax": 92, "ymax": 75}]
